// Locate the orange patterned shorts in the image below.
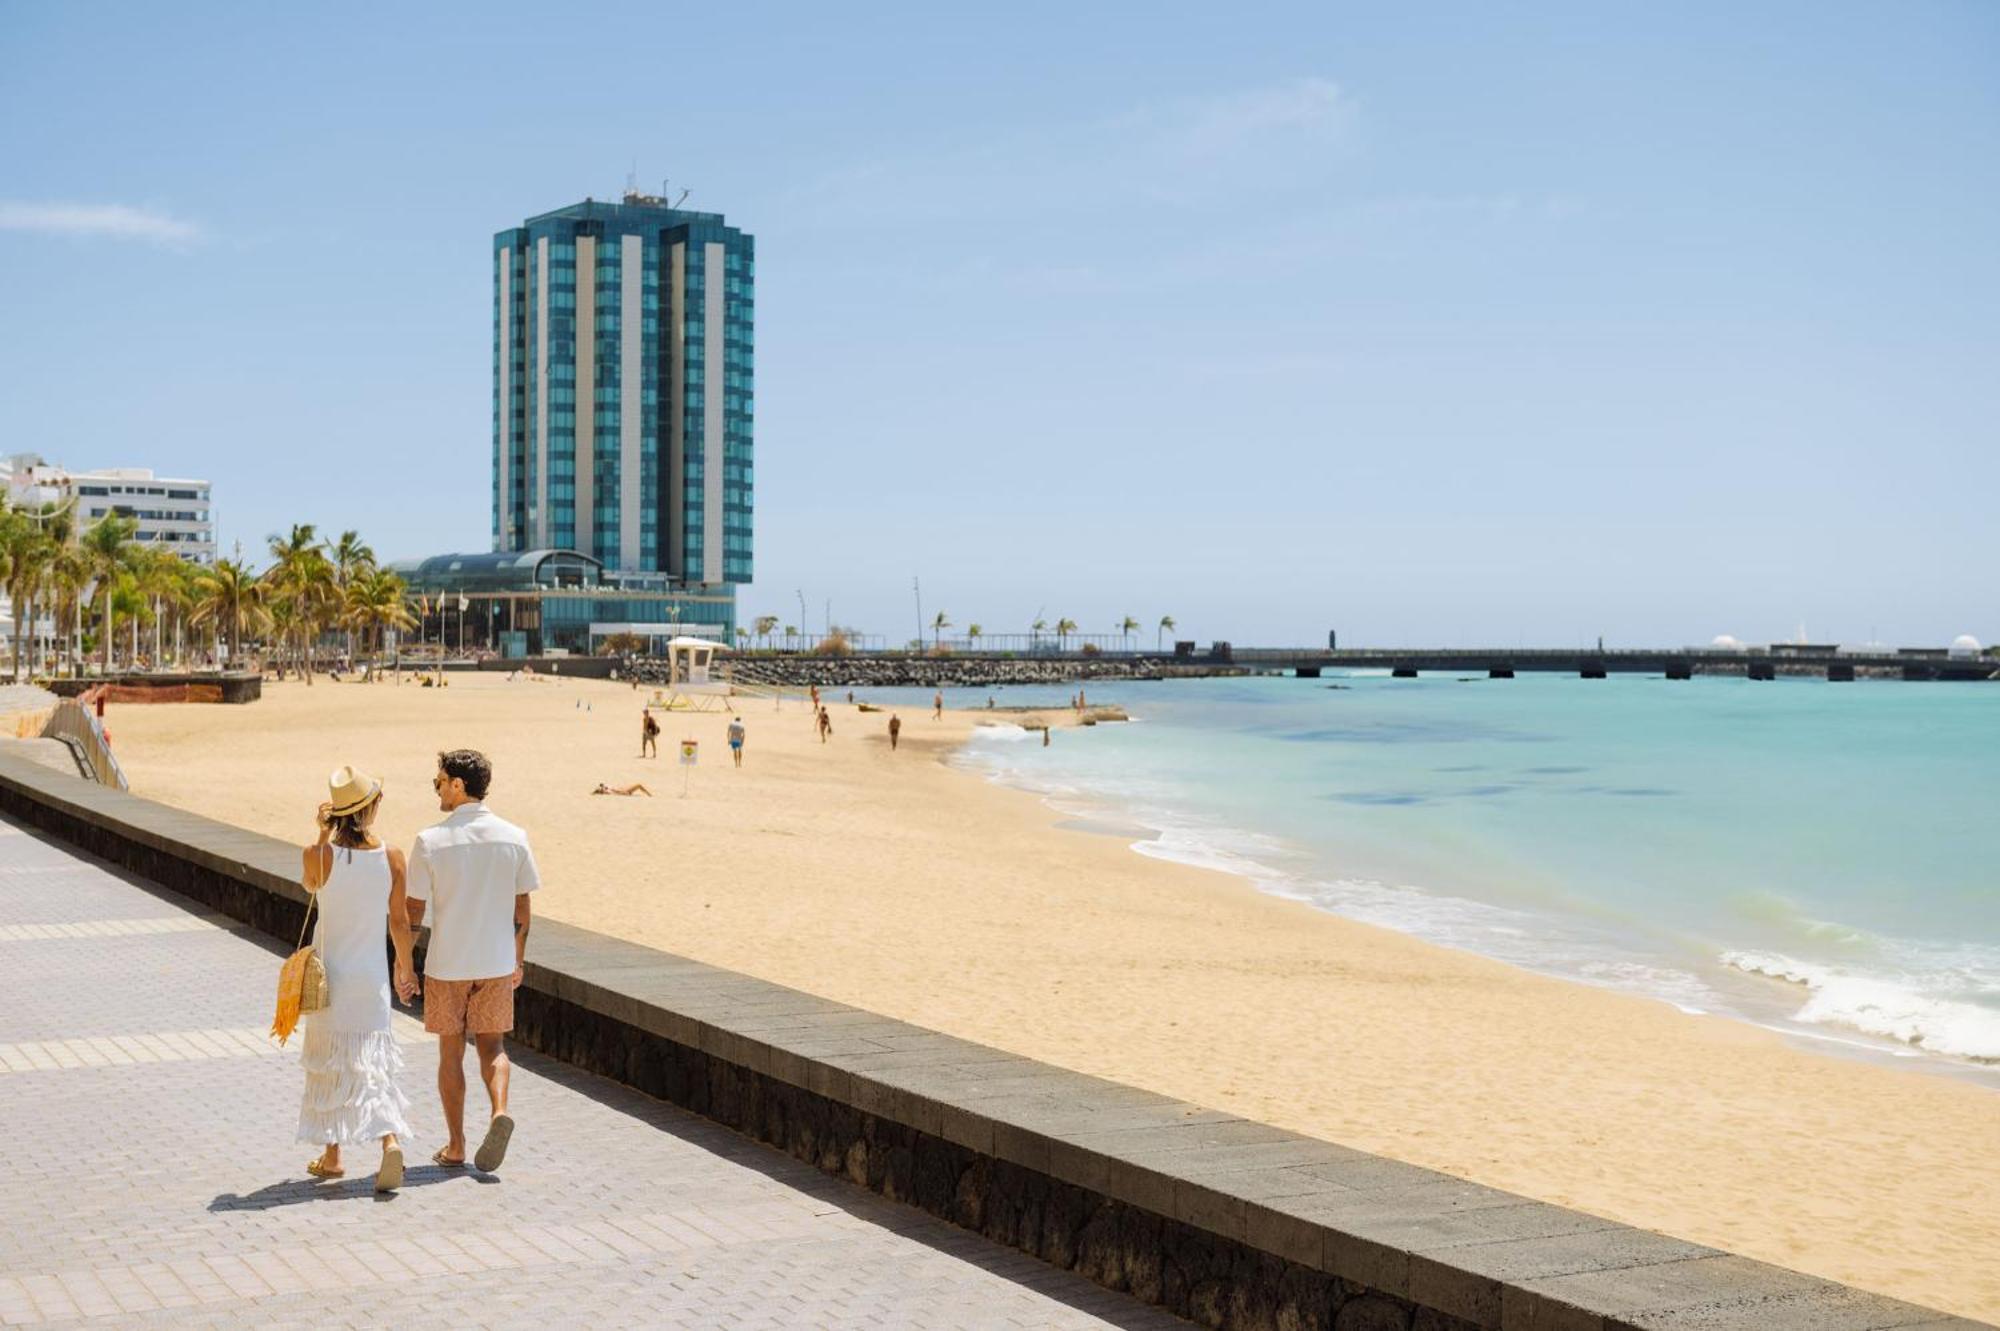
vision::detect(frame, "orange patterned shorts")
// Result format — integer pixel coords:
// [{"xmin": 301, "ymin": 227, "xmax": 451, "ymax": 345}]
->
[{"xmin": 422, "ymin": 975, "xmax": 515, "ymax": 1036}]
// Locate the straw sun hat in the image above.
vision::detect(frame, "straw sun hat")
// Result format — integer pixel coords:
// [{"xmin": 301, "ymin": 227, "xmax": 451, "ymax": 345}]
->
[{"xmin": 326, "ymin": 765, "xmax": 383, "ymax": 817}]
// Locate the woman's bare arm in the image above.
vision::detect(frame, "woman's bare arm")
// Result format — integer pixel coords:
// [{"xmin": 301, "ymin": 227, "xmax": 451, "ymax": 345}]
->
[
  {"xmin": 385, "ymin": 848, "xmax": 417, "ymax": 1001},
  {"xmin": 301, "ymin": 841, "xmax": 332, "ymax": 892},
  {"xmin": 302, "ymin": 803, "xmax": 334, "ymax": 892}
]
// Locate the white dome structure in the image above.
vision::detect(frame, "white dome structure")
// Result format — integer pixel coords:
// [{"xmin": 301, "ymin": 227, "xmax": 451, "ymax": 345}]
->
[
  {"xmin": 1949, "ymin": 634, "xmax": 1982, "ymax": 660},
  {"xmin": 1710, "ymin": 634, "xmax": 1743, "ymax": 650}
]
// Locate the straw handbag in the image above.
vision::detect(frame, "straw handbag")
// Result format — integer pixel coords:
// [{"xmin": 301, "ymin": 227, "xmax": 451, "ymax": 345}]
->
[{"xmin": 271, "ymin": 893, "xmax": 328, "ymax": 1045}]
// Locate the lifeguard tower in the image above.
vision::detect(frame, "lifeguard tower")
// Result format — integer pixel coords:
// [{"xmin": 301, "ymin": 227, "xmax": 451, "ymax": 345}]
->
[{"xmin": 650, "ymin": 636, "xmax": 732, "ymax": 711}]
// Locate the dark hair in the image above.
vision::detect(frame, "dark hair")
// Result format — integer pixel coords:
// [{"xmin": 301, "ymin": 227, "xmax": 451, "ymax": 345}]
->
[{"xmin": 438, "ymin": 748, "xmax": 492, "ymax": 800}]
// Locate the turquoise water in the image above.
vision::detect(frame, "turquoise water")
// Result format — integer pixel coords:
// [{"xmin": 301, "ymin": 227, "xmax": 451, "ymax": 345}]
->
[{"xmin": 864, "ymin": 674, "xmax": 2000, "ymax": 1081}]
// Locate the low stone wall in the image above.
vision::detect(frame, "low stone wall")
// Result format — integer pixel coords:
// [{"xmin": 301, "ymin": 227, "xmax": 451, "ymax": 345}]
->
[
  {"xmin": 45, "ymin": 672, "xmax": 263, "ymax": 704},
  {"xmin": 0, "ymin": 752, "xmax": 1977, "ymax": 1331}
]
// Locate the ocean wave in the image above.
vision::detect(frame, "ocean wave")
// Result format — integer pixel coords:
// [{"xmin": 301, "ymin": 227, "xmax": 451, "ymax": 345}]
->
[
  {"xmin": 1725, "ymin": 891, "xmax": 1877, "ymax": 952},
  {"xmin": 968, "ymin": 723, "xmax": 1034, "ymax": 742},
  {"xmin": 1129, "ymin": 821, "xmax": 1728, "ymax": 1016},
  {"xmin": 1722, "ymin": 950, "xmax": 2000, "ymax": 1061}
]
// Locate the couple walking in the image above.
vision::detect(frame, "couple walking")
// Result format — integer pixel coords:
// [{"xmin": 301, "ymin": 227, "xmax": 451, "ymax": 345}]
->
[{"xmin": 296, "ymin": 748, "xmax": 539, "ymax": 1192}]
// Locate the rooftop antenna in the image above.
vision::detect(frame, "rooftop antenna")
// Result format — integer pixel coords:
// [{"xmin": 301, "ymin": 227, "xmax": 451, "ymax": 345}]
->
[{"xmin": 661, "ymin": 177, "xmax": 690, "ymax": 208}]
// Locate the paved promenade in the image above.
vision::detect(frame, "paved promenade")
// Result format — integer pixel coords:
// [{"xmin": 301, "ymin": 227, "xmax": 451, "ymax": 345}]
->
[{"xmin": 0, "ymin": 815, "xmax": 1184, "ymax": 1329}]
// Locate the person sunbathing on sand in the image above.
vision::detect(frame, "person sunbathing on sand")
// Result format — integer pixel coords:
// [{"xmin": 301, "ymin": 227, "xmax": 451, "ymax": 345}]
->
[{"xmin": 591, "ymin": 782, "xmax": 653, "ymax": 797}]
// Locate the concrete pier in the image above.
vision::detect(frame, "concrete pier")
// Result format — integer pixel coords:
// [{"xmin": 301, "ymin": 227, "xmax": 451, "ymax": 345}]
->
[{"xmin": 1225, "ymin": 647, "xmax": 1996, "ymax": 682}]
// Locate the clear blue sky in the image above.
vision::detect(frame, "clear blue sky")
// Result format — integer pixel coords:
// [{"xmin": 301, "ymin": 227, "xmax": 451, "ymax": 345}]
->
[{"xmin": 3, "ymin": 2, "xmax": 1994, "ymax": 647}]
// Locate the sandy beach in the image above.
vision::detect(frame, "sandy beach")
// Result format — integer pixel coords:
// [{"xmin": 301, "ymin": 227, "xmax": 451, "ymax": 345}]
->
[{"xmin": 101, "ymin": 672, "xmax": 1998, "ymax": 1321}]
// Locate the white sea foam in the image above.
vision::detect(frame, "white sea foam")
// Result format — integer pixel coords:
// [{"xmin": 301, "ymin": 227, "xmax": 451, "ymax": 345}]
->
[
  {"xmin": 1722, "ymin": 950, "xmax": 2000, "ymax": 1061},
  {"xmin": 1108, "ymin": 795, "xmax": 1730, "ymax": 1017},
  {"xmin": 969, "ymin": 723, "xmax": 1034, "ymax": 742}
]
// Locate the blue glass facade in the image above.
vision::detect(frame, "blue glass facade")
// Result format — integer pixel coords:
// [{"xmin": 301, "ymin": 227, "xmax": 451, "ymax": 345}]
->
[{"xmin": 493, "ymin": 194, "xmax": 753, "ymax": 609}]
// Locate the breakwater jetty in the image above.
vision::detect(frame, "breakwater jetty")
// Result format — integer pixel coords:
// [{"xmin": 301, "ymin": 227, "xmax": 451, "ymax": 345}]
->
[
  {"xmin": 689, "ymin": 656, "xmax": 1245, "ymax": 690},
  {"xmin": 635, "ymin": 643, "xmax": 1995, "ymax": 689},
  {"xmin": 1234, "ymin": 646, "xmax": 1998, "ymax": 682}
]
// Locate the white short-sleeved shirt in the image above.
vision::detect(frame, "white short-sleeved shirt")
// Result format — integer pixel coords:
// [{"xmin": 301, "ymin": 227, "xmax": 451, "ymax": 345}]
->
[{"xmin": 407, "ymin": 804, "xmax": 540, "ymax": 981}]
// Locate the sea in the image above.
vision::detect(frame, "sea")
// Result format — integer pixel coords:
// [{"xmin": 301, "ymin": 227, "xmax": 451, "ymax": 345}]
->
[{"xmin": 857, "ymin": 673, "xmax": 2000, "ymax": 1085}]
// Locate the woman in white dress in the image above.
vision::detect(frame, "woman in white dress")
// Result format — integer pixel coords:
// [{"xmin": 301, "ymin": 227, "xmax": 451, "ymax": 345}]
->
[{"xmin": 299, "ymin": 766, "xmax": 419, "ymax": 1191}]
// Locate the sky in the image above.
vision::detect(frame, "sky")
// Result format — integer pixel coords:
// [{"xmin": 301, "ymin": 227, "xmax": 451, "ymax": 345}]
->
[{"xmin": 2, "ymin": 2, "xmax": 1995, "ymax": 648}]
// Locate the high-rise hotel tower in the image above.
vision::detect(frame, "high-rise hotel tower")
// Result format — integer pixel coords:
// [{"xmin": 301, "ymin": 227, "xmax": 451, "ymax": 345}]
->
[{"xmin": 493, "ymin": 192, "xmax": 753, "ymax": 594}]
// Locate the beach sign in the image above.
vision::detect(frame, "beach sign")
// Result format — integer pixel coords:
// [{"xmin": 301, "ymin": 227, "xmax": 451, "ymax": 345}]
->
[{"xmin": 679, "ymin": 738, "xmax": 699, "ymax": 765}]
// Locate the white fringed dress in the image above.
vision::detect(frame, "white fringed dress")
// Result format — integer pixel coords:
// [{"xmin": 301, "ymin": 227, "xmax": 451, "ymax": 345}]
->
[{"xmin": 296, "ymin": 845, "xmax": 414, "ymax": 1145}]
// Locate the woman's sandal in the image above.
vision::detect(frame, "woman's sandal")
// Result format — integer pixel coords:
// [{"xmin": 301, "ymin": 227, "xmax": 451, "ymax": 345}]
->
[
  {"xmin": 376, "ymin": 1145, "xmax": 405, "ymax": 1193},
  {"xmin": 431, "ymin": 1149, "xmax": 466, "ymax": 1168},
  {"xmin": 306, "ymin": 1158, "xmax": 344, "ymax": 1180}
]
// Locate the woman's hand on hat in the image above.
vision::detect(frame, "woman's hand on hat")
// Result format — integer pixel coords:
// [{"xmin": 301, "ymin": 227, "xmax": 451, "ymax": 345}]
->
[{"xmin": 314, "ymin": 802, "xmax": 334, "ymax": 833}]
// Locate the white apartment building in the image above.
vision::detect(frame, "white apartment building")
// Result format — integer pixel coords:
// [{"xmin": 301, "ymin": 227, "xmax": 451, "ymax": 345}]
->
[{"xmin": 2, "ymin": 454, "xmax": 216, "ymax": 564}]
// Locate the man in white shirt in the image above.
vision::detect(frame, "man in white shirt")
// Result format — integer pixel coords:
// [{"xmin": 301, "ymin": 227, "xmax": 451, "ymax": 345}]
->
[{"xmin": 406, "ymin": 748, "xmax": 540, "ymax": 1172}]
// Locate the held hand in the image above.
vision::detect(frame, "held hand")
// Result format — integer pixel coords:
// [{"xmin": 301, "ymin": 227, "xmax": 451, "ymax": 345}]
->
[{"xmin": 393, "ymin": 964, "xmax": 419, "ymax": 1004}]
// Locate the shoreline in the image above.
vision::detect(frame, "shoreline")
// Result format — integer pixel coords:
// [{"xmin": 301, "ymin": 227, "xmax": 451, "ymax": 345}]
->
[
  {"xmin": 952, "ymin": 722, "xmax": 2000, "ymax": 1088},
  {"xmin": 99, "ymin": 674, "xmax": 2000, "ymax": 1320}
]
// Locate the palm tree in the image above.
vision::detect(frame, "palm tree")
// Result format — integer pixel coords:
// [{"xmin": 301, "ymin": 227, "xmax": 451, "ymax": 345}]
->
[
  {"xmin": 114, "ymin": 579, "xmax": 148, "ymax": 668},
  {"xmin": 129, "ymin": 548, "xmax": 188, "ymax": 670},
  {"xmin": 931, "ymin": 610, "xmax": 951, "ymax": 650},
  {"xmin": 0, "ymin": 507, "xmax": 51, "ymax": 682},
  {"xmin": 339, "ymin": 568, "xmax": 413, "ymax": 670},
  {"xmin": 1055, "ymin": 617, "xmax": 1077, "ymax": 650},
  {"xmin": 48, "ymin": 542, "xmax": 89, "ymax": 677},
  {"xmin": 330, "ymin": 530, "xmax": 376, "ymax": 665},
  {"xmin": 192, "ymin": 558, "xmax": 264, "ymax": 668},
  {"xmin": 967, "ymin": 623, "xmax": 982, "ymax": 650},
  {"xmin": 79, "ymin": 514, "xmax": 139, "ymax": 676},
  {"xmin": 1157, "ymin": 614, "xmax": 1176, "ymax": 652},
  {"xmin": 8, "ymin": 497, "xmax": 75, "ymax": 677},
  {"xmin": 265, "ymin": 524, "xmax": 331, "ymax": 681},
  {"xmin": 754, "ymin": 614, "xmax": 780, "ymax": 650},
  {"xmin": 1118, "ymin": 616, "xmax": 1140, "ymax": 650},
  {"xmin": 265, "ymin": 595, "xmax": 300, "ymax": 678}
]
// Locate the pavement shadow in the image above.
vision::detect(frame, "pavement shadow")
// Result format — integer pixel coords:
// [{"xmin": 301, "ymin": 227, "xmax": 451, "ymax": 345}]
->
[
  {"xmin": 209, "ymin": 1166, "xmax": 499, "ymax": 1212},
  {"xmin": 510, "ymin": 1046, "xmax": 1189, "ymax": 1330}
]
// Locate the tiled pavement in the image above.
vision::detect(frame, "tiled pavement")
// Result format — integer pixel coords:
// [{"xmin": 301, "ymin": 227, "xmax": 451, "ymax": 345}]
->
[{"xmin": 0, "ymin": 815, "xmax": 1186, "ymax": 1329}]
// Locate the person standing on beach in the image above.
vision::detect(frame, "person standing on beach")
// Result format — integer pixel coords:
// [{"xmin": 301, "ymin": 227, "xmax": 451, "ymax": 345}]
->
[
  {"xmin": 640, "ymin": 708, "xmax": 660, "ymax": 758},
  {"xmin": 933, "ymin": 690, "xmax": 943, "ymax": 720},
  {"xmin": 888, "ymin": 713, "xmax": 901, "ymax": 750},
  {"xmin": 817, "ymin": 707, "xmax": 832, "ymax": 743},
  {"xmin": 727, "ymin": 715, "xmax": 745, "ymax": 767},
  {"xmin": 406, "ymin": 749, "xmax": 539, "ymax": 1173}
]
